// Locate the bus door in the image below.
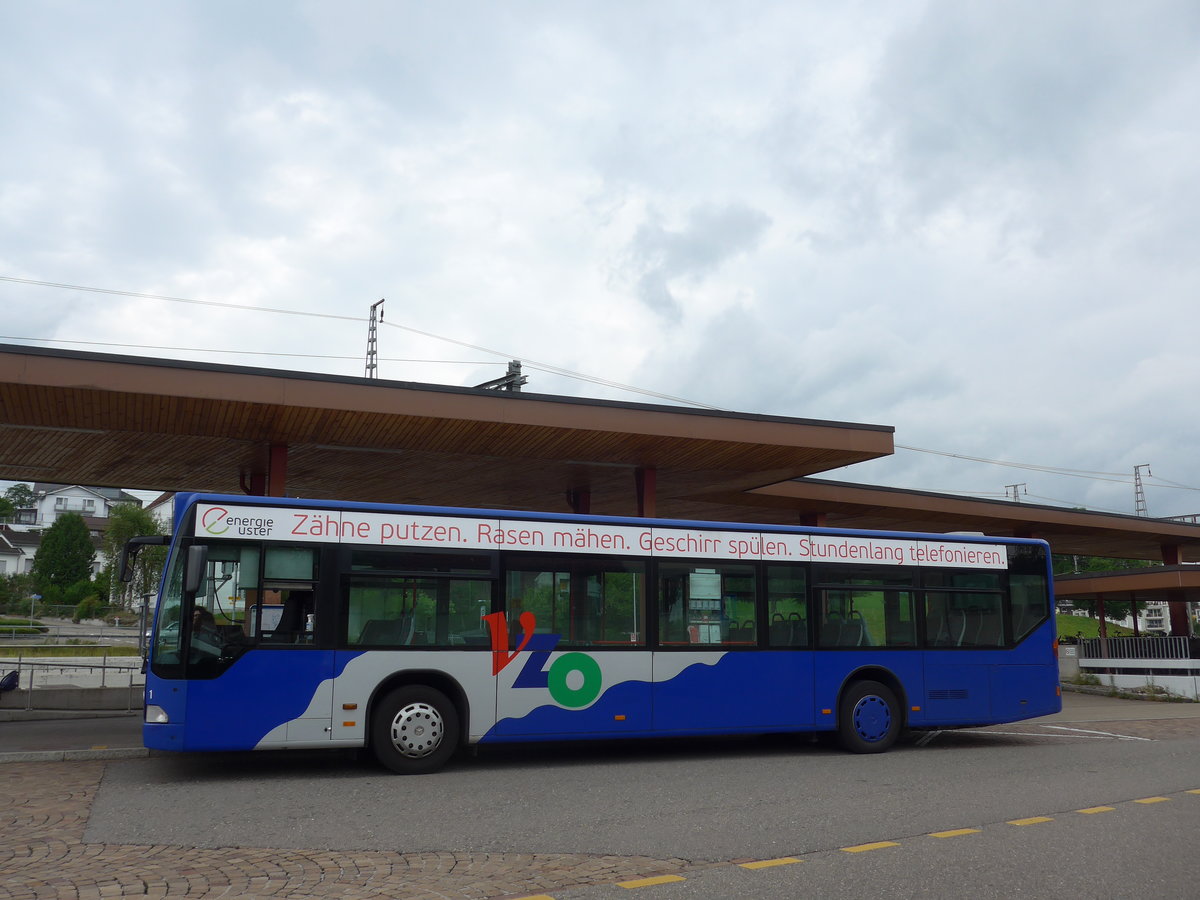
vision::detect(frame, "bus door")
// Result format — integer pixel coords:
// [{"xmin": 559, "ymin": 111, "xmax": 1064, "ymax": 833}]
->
[
  {"xmin": 493, "ymin": 559, "xmax": 653, "ymax": 737},
  {"xmin": 184, "ymin": 543, "xmax": 334, "ymax": 749},
  {"xmin": 920, "ymin": 580, "xmax": 1005, "ymax": 725}
]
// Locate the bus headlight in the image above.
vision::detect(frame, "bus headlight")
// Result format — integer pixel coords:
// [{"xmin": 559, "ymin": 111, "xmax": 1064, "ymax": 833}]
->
[{"xmin": 145, "ymin": 705, "xmax": 170, "ymax": 724}]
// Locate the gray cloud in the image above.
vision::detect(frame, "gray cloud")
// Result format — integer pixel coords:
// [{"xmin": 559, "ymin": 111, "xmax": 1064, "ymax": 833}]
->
[
  {"xmin": 2, "ymin": 2, "xmax": 1199, "ymax": 516},
  {"xmin": 620, "ymin": 203, "xmax": 772, "ymax": 320}
]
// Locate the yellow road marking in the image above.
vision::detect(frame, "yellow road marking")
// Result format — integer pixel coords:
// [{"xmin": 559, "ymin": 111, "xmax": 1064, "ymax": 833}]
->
[
  {"xmin": 1134, "ymin": 797, "xmax": 1169, "ymax": 804},
  {"xmin": 929, "ymin": 828, "xmax": 981, "ymax": 838},
  {"xmin": 90, "ymin": 745, "xmax": 108, "ymax": 750},
  {"xmin": 1186, "ymin": 789, "xmax": 1200, "ymax": 795},
  {"xmin": 1007, "ymin": 816, "xmax": 1053, "ymax": 826},
  {"xmin": 618, "ymin": 875, "xmax": 686, "ymax": 889},
  {"xmin": 513, "ymin": 896, "xmax": 555, "ymax": 899},
  {"xmin": 1077, "ymin": 806, "xmax": 1115, "ymax": 814},
  {"xmin": 841, "ymin": 841, "xmax": 899, "ymax": 853},
  {"xmin": 739, "ymin": 857, "xmax": 800, "ymax": 869}
]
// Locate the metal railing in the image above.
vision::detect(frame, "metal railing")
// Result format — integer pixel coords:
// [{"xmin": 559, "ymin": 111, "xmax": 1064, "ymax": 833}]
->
[
  {"xmin": 1078, "ymin": 636, "xmax": 1200, "ymax": 660},
  {"xmin": 0, "ymin": 625, "xmax": 144, "ymax": 646},
  {"xmin": 0, "ymin": 651, "xmax": 144, "ymax": 710}
]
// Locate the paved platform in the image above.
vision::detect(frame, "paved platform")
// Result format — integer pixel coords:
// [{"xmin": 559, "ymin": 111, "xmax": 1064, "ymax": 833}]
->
[{"xmin": 4, "ymin": 693, "xmax": 1200, "ymax": 899}]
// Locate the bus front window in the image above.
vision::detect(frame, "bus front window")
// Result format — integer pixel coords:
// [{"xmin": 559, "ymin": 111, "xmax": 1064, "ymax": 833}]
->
[{"xmin": 151, "ymin": 551, "xmax": 187, "ymax": 676}]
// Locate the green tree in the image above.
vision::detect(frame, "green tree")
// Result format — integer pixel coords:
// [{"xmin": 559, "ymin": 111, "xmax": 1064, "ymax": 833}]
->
[
  {"xmin": 32, "ymin": 512, "xmax": 95, "ymax": 591},
  {"xmin": 4, "ymin": 483, "xmax": 35, "ymax": 508},
  {"xmin": 1053, "ymin": 555, "xmax": 1155, "ymax": 621},
  {"xmin": 102, "ymin": 503, "xmax": 166, "ymax": 608},
  {"xmin": 0, "ymin": 573, "xmax": 36, "ymax": 615},
  {"xmin": 0, "ymin": 497, "xmax": 12, "ymax": 520}
]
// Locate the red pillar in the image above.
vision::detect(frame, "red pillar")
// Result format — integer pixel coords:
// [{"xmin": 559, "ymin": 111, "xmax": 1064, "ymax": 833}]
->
[
  {"xmin": 267, "ymin": 443, "xmax": 288, "ymax": 498},
  {"xmin": 566, "ymin": 488, "xmax": 591, "ymax": 514},
  {"xmin": 635, "ymin": 467, "xmax": 657, "ymax": 518},
  {"xmin": 1161, "ymin": 544, "xmax": 1191, "ymax": 636},
  {"xmin": 241, "ymin": 469, "xmax": 267, "ymax": 495}
]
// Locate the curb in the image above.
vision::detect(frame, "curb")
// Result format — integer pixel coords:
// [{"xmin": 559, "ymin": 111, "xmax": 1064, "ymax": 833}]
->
[
  {"xmin": 1060, "ymin": 682, "xmax": 1197, "ymax": 702},
  {"xmin": 0, "ymin": 747, "xmax": 149, "ymax": 764},
  {"xmin": 0, "ymin": 709, "xmax": 142, "ymax": 722}
]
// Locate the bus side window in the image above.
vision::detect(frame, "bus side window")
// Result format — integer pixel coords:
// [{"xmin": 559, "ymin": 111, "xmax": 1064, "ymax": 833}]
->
[
  {"xmin": 656, "ymin": 563, "xmax": 755, "ymax": 647},
  {"xmin": 505, "ymin": 559, "xmax": 645, "ymax": 647}
]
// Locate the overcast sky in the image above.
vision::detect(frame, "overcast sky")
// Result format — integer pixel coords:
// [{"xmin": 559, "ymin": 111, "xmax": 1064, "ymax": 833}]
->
[{"xmin": 2, "ymin": 1, "xmax": 1199, "ymax": 518}]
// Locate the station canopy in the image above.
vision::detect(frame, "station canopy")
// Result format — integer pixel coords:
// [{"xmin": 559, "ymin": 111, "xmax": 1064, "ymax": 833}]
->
[{"xmin": 3, "ymin": 343, "xmax": 1200, "ymax": 565}]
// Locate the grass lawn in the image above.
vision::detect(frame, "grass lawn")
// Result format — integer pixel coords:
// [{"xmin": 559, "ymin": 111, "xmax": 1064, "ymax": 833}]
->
[{"xmin": 1057, "ymin": 613, "xmax": 1134, "ymax": 639}]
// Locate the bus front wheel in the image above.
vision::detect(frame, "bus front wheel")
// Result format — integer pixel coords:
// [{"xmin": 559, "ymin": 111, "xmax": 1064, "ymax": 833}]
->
[
  {"xmin": 372, "ymin": 685, "xmax": 460, "ymax": 774},
  {"xmin": 837, "ymin": 680, "xmax": 900, "ymax": 753}
]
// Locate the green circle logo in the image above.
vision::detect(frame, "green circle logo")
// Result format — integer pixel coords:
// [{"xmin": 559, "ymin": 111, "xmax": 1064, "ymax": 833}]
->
[{"xmin": 547, "ymin": 653, "xmax": 603, "ymax": 708}]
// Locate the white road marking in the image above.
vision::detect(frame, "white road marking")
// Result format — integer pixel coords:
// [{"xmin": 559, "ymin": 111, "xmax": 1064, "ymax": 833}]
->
[{"xmin": 1040, "ymin": 724, "xmax": 1152, "ymax": 741}]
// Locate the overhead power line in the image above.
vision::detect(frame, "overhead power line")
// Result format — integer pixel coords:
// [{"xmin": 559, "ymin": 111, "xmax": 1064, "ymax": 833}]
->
[
  {"xmin": 0, "ymin": 274, "xmax": 722, "ymax": 410},
  {"xmin": 0, "ymin": 334, "xmax": 491, "ymax": 364},
  {"xmin": 0, "ymin": 275, "xmax": 364, "ymax": 323},
  {"xmin": 6, "ymin": 274, "xmax": 1200, "ymax": 497},
  {"xmin": 893, "ymin": 445, "xmax": 1200, "ymax": 493},
  {"xmin": 895, "ymin": 443, "xmax": 1130, "ymax": 479}
]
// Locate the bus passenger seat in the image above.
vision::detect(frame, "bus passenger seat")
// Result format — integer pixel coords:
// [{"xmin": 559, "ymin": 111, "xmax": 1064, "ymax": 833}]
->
[
  {"xmin": 358, "ymin": 619, "xmax": 392, "ymax": 645},
  {"xmin": 977, "ymin": 611, "xmax": 1002, "ymax": 646},
  {"xmin": 787, "ymin": 612, "xmax": 807, "ymax": 646}
]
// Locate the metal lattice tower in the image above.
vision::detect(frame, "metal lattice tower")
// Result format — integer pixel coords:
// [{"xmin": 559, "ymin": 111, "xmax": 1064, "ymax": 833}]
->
[
  {"xmin": 1134, "ymin": 464, "xmax": 1152, "ymax": 517},
  {"xmin": 474, "ymin": 360, "xmax": 528, "ymax": 392},
  {"xmin": 364, "ymin": 299, "xmax": 385, "ymax": 378}
]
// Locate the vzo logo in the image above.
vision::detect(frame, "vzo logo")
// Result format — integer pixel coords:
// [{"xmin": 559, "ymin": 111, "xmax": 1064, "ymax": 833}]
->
[{"xmin": 482, "ymin": 612, "xmax": 603, "ymax": 709}]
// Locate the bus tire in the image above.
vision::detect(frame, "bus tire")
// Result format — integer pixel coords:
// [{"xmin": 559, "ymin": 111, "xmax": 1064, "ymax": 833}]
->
[
  {"xmin": 837, "ymin": 680, "xmax": 900, "ymax": 753},
  {"xmin": 372, "ymin": 685, "xmax": 459, "ymax": 775}
]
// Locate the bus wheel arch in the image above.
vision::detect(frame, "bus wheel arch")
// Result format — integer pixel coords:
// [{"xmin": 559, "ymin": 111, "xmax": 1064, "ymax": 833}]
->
[
  {"xmin": 836, "ymin": 667, "xmax": 905, "ymax": 754},
  {"xmin": 368, "ymin": 671, "xmax": 469, "ymax": 774}
]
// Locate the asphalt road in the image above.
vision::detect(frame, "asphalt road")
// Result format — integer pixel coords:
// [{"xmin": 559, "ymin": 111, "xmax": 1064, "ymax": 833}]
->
[
  {"xmin": 4, "ymin": 693, "xmax": 1200, "ymax": 897},
  {"xmin": 48, "ymin": 694, "xmax": 1196, "ymax": 898}
]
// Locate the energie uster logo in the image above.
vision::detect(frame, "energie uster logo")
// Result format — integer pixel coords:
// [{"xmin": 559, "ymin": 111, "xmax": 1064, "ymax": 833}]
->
[{"xmin": 201, "ymin": 506, "xmax": 230, "ymax": 535}]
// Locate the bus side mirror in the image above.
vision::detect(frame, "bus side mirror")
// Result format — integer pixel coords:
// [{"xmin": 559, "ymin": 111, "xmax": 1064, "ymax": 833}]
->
[
  {"xmin": 119, "ymin": 535, "xmax": 170, "ymax": 582},
  {"xmin": 185, "ymin": 545, "xmax": 209, "ymax": 595}
]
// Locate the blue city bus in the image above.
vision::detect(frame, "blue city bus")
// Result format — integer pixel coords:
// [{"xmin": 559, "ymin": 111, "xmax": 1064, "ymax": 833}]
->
[{"xmin": 124, "ymin": 493, "xmax": 1061, "ymax": 774}]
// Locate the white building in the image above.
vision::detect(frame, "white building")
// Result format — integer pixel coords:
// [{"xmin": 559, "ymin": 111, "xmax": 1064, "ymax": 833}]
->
[
  {"xmin": 3, "ymin": 484, "xmax": 144, "ymax": 578},
  {"xmin": 12, "ymin": 484, "xmax": 142, "ymax": 531}
]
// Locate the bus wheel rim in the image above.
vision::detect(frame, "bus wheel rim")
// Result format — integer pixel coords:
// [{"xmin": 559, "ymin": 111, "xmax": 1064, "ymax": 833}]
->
[
  {"xmin": 852, "ymin": 695, "xmax": 891, "ymax": 742},
  {"xmin": 389, "ymin": 701, "xmax": 444, "ymax": 758}
]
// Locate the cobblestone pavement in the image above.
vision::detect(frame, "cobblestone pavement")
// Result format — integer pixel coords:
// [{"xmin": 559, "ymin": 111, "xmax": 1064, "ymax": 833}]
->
[
  {"xmin": 6, "ymin": 718, "xmax": 1200, "ymax": 899},
  {"xmin": 1, "ymin": 761, "xmax": 715, "ymax": 900}
]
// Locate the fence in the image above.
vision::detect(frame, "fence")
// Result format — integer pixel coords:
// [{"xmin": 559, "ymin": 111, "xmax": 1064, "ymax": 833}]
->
[
  {"xmin": 0, "ymin": 621, "xmax": 145, "ymax": 649},
  {"xmin": 0, "ymin": 651, "xmax": 144, "ymax": 711},
  {"xmin": 1078, "ymin": 636, "xmax": 1200, "ymax": 660}
]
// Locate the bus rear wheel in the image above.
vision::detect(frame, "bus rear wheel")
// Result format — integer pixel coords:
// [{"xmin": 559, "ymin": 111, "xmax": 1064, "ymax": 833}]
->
[
  {"xmin": 372, "ymin": 685, "xmax": 460, "ymax": 774},
  {"xmin": 838, "ymin": 680, "xmax": 900, "ymax": 753}
]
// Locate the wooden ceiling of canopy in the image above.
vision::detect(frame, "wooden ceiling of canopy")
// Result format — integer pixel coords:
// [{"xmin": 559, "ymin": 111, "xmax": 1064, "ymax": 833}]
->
[
  {"xmin": 4, "ymin": 344, "xmax": 1200, "ymax": 562},
  {"xmin": 0, "ymin": 344, "xmax": 891, "ymax": 518}
]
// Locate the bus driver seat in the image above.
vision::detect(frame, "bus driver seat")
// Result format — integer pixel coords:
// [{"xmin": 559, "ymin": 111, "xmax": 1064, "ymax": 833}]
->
[{"xmin": 271, "ymin": 590, "xmax": 313, "ymax": 642}]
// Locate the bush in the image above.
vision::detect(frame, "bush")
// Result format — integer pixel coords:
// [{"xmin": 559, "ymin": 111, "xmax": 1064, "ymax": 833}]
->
[
  {"xmin": 39, "ymin": 584, "xmax": 65, "ymax": 608},
  {"xmin": 64, "ymin": 579, "xmax": 98, "ymax": 606},
  {"xmin": 73, "ymin": 595, "xmax": 103, "ymax": 623}
]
